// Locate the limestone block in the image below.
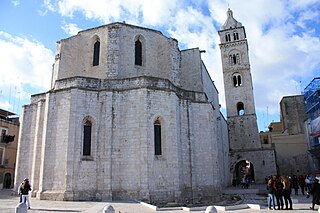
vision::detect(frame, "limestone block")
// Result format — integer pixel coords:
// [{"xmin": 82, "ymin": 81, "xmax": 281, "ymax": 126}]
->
[
  {"xmin": 15, "ymin": 202, "xmax": 27, "ymax": 213},
  {"xmin": 205, "ymin": 206, "xmax": 217, "ymax": 213}
]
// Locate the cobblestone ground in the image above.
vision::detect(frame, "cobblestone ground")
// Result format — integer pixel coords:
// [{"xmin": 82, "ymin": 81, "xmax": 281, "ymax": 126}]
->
[{"xmin": 0, "ymin": 185, "xmax": 318, "ymax": 213}]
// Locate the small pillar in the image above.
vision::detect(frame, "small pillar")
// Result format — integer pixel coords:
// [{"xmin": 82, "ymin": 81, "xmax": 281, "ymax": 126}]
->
[
  {"xmin": 205, "ymin": 206, "xmax": 217, "ymax": 213},
  {"xmin": 15, "ymin": 202, "xmax": 27, "ymax": 213},
  {"xmin": 103, "ymin": 205, "xmax": 115, "ymax": 213}
]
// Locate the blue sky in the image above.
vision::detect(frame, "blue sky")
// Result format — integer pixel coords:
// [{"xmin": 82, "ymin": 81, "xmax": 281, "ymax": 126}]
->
[{"xmin": 0, "ymin": 0, "xmax": 319, "ymax": 131}]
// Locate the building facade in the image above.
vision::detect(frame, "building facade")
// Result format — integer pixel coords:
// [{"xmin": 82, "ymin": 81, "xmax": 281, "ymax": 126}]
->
[
  {"xmin": 15, "ymin": 22, "xmax": 230, "ymax": 203},
  {"xmin": 218, "ymin": 9, "xmax": 277, "ymax": 183},
  {"xmin": 0, "ymin": 109, "xmax": 19, "ymax": 189},
  {"xmin": 304, "ymin": 78, "xmax": 320, "ymax": 172},
  {"xmin": 260, "ymin": 95, "xmax": 310, "ymax": 176}
]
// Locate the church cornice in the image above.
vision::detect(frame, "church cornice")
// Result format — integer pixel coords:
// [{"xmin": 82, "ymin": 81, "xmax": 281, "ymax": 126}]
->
[
  {"xmin": 219, "ymin": 40, "xmax": 247, "ymax": 49},
  {"xmin": 218, "ymin": 26, "xmax": 245, "ymax": 33},
  {"xmin": 48, "ymin": 76, "xmax": 208, "ymax": 103}
]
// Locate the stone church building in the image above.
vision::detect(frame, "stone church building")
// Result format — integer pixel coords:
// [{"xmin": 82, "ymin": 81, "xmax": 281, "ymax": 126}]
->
[{"xmin": 15, "ymin": 9, "xmax": 276, "ymax": 203}]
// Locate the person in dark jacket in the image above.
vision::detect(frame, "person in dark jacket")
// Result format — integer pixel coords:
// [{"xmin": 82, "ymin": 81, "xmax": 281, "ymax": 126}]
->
[
  {"xmin": 291, "ymin": 175, "xmax": 299, "ymax": 195},
  {"xmin": 298, "ymin": 175, "xmax": 306, "ymax": 195},
  {"xmin": 308, "ymin": 177, "xmax": 320, "ymax": 210},
  {"xmin": 281, "ymin": 175, "xmax": 293, "ymax": 210},
  {"xmin": 274, "ymin": 175, "xmax": 284, "ymax": 210},
  {"xmin": 18, "ymin": 178, "xmax": 32, "ymax": 209}
]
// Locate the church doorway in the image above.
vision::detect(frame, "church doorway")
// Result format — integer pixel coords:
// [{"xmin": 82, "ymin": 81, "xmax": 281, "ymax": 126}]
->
[
  {"xmin": 3, "ymin": 173, "xmax": 12, "ymax": 189},
  {"xmin": 234, "ymin": 160, "xmax": 255, "ymax": 186}
]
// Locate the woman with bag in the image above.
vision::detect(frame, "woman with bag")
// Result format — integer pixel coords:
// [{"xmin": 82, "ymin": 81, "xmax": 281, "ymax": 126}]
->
[{"xmin": 18, "ymin": 178, "xmax": 32, "ymax": 209}]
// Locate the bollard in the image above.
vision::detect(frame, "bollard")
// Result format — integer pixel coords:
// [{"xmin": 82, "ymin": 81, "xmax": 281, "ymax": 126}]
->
[
  {"xmin": 15, "ymin": 202, "xmax": 27, "ymax": 213},
  {"xmin": 103, "ymin": 205, "xmax": 115, "ymax": 213},
  {"xmin": 205, "ymin": 206, "xmax": 217, "ymax": 213}
]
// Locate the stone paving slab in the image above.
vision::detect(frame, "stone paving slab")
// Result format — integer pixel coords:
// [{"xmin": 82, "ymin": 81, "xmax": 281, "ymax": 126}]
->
[{"xmin": 0, "ymin": 188, "xmax": 318, "ymax": 213}]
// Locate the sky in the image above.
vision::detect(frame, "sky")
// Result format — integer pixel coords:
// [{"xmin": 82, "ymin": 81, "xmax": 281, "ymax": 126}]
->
[{"xmin": 0, "ymin": 0, "xmax": 319, "ymax": 132}]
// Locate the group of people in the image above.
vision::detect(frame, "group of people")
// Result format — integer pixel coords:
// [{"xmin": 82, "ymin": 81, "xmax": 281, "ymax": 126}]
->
[
  {"xmin": 267, "ymin": 175, "xmax": 293, "ymax": 210},
  {"xmin": 266, "ymin": 174, "xmax": 320, "ymax": 211}
]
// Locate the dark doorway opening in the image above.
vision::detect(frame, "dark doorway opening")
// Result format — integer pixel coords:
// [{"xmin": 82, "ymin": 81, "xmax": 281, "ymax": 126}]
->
[
  {"xmin": 233, "ymin": 160, "xmax": 255, "ymax": 187},
  {"xmin": 3, "ymin": 173, "xmax": 12, "ymax": 188}
]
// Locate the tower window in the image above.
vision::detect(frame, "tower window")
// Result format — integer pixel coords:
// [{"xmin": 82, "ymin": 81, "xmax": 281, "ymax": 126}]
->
[
  {"xmin": 83, "ymin": 119, "xmax": 92, "ymax": 156},
  {"xmin": 93, "ymin": 40, "xmax": 100, "ymax": 66},
  {"xmin": 225, "ymin": 33, "xmax": 231, "ymax": 42},
  {"xmin": 233, "ymin": 32, "xmax": 239, "ymax": 40},
  {"xmin": 135, "ymin": 39, "xmax": 142, "ymax": 66},
  {"xmin": 154, "ymin": 118, "xmax": 162, "ymax": 155},
  {"xmin": 233, "ymin": 55, "xmax": 237, "ymax": 64},
  {"xmin": 237, "ymin": 102, "xmax": 245, "ymax": 116},
  {"xmin": 232, "ymin": 73, "xmax": 242, "ymax": 87},
  {"xmin": 229, "ymin": 53, "xmax": 240, "ymax": 65}
]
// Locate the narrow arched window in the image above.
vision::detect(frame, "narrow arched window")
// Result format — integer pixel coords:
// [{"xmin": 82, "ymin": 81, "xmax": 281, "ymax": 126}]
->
[
  {"xmin": 233, "ymin": 76, "xmax": 237, "ymax": 87},
  {"xmin": 83, "ymin": 119, "xmax": 92, "ymax": 156},
  {"xmin": 232, "ymin": 73, "xmax": 242, "ymax": 87},
  {"xmin": 236, "ymin": 53, "xmax": 240, "ymax": 64},
  {"xmin": 226, "ymin": 33, "xmax": 231, "ymax": 42},
  {"xmin": 154, "ymin": 119, "xmax": 162, "ymax": 155},
  {"xmin": 237, "ymin": 102, "xmax": 245, "ymax": 116},
  {"xmin": 93, "ymin": 40, "xmax": 100, "ymax": 66},
  {"xmin": 232, "ymin": 54, "xmax": 237, "ymax": 64},
  {"xmin": 237, "ymin": 75, "xmax": 242, "ymax": 86},
  {"xmin": 135, "ymin": 39, "xmax": 142, "ymax": 66},
  {"xmin": 233, "ymin": 32, "xmax": 239, "ymax": 40}
]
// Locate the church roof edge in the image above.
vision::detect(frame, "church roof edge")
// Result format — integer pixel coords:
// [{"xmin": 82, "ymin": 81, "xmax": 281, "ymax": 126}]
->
[{"xmin": 58, "ymin": 22, "xmax": 165, "ymax": 42}]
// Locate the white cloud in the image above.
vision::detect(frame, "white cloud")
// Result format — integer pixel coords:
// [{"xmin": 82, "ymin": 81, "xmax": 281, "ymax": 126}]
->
[
  {"xmin": 62, "ymin": 23, "xmax": 82, "ymax": 36},
  {"xmin": 0, "ymin": 32, "xmax": 54, "ymax": 113},
  {"xmin": 11, "ymin": 0, "xmax": 20, "ymax": 6},
  {"xmin": 38, "ymin": 0, "xmax": 56, "ymax": 16},
  {"xmin": 39, "ymin": 0, "xmax": 320, "ymax": 131}
]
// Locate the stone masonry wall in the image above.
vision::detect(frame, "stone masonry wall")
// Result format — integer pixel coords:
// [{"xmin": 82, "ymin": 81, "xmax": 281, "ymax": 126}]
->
[{"xmin": 23, "ymin": 85, "xmax": 225, "ymax": 202}]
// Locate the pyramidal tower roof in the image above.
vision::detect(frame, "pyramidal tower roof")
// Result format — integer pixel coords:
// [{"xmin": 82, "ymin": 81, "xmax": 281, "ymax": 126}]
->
[{"xmin": 220, "ymin": 8, "xmax": 242, "ymax": 30}]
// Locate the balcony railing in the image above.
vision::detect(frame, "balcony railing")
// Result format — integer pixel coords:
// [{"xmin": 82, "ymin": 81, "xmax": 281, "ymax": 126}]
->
[{"xmin": 0, "ymin": 135, "xmax": 15, "ymax": 144}]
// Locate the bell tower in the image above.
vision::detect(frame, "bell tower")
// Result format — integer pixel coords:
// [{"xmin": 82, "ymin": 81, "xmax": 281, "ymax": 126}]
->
[
  {"xmin": 219, "ymin": 8, "xmax": 260, "ymax": 150},
  {"xmin": 218, "ymin": 9, "xmax": 276, "ymax": 183}
]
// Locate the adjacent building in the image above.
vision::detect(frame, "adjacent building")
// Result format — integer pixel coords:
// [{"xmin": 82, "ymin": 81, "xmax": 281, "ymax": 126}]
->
[
  {"xmin": 304, "ymin": 77, "xmax": 320, "ymax": 172},
  {"xmin": 0, "ymin": 109, "xmax": 19, "ymax": 189},
  {"xmin": 260, "ymin": 95, "xmax": 309, "ymax": 175}
]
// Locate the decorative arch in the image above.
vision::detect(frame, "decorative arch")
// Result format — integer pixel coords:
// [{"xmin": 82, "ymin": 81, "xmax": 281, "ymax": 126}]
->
[
  {"xmin": 82, "ymin": 116, "xmax": 94, "ymax": 156},
  {"xmin": 237, "ymin": 102, "xmax": 245, "ymax": 116},
  {"xmin": 92, "ymin": 35, "xmax": 100, "ymax": 66},
  {"xmin": 154, "ymin": 117, "xmax": 162, "ymax": 156},
  {"xmin": 134, "ymin": 35, "xmax": 145, "ymax": 66}
]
